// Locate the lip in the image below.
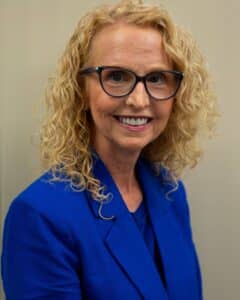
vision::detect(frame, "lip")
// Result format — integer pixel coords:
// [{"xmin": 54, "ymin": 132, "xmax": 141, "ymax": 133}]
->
[
  {"xmin": 114, "ymin": 115, "xmax": 153, "ymax": 119},
  {"xmin": 113, "ymin": 115, "xmax": 152, "ymax": 132}
]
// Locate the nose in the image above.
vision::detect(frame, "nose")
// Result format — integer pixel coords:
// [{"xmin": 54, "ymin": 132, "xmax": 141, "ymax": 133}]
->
[{"xmin": 125, "ymin": 81, "xmax": 150, "ymax": 109}]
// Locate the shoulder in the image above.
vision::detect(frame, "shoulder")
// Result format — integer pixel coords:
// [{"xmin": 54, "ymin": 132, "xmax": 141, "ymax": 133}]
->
[
  {"xmin": 140, "ymin": 158, "xmax": 191, "ymax": 219},
  {"xmin": 144, "ymin": 161, "xmax": 193, "ymax": 241},
  {"xmin": 5, "ymin": 171, "xmax": 88, "ymax": 229},
  {"xmin": 164, "ymin": 179, "xmax": 193, "ymax": 241},
  {"xmin": 165, "ymin": 179, "xmax": 190, "ymax": 220},
  {"xmin": 140, "ymin": 158, "xmax": 187, "ymax": 201}
]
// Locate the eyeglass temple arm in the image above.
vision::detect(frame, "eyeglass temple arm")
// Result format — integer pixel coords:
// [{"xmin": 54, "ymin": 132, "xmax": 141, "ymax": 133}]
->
[{"xmin": 79, "ymin": 67, "xmax": 100, "ymax": 75}]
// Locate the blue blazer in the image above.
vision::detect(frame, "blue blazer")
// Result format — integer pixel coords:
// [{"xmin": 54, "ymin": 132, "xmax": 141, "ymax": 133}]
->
[{"xmin": 1, "ymin": 155, "xmax": 203, "ymax": 300}]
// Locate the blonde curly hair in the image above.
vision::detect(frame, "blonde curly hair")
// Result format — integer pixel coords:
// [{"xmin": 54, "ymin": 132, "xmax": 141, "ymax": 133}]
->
[{"xmin": 40, "ymin": 0, "xmax": 219, "ymax": 201}]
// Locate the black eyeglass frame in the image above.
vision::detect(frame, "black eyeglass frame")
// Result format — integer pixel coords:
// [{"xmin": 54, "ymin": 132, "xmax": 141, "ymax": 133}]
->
[{"xmin": 79, "ymin": 66, "xmax": 184, "ymax": 101}]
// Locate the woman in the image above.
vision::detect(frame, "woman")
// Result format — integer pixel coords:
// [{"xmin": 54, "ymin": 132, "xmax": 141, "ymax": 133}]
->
[{"xmin": 1, "ymin": 0, "xmax": 218, "ymax": 299}]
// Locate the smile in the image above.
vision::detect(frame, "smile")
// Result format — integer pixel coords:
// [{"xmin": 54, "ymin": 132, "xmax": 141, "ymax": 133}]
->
[{"xmin": 114, "ymin": 116, "xmax": 152, "ymax": 126}]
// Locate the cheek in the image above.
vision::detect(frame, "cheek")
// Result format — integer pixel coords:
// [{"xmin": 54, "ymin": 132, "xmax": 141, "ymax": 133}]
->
[
  {"xmin": 88, "ymin": 94, "xmax": 115, "ymax": 127},
  {"xmin": 155, "ymin": 101, "xmax": 174, "ymax": 119},
  {"xmin": 86, "ymin": 82, "xmax": 104, "ymax": 117},
  {"xmin": 87, "ymin": 81, "xmax": 121, "ymax": 122},
  {"xmin": 85, "ymin": 76, "xmax": 104, "ymax": 104},
  {"xmin": 89, "ymin": 102, "xmax": 105, "ymax": 126}
]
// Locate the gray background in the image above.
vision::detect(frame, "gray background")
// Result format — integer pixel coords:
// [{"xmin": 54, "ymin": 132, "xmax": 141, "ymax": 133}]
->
[{"xmin": 1, "ymin": 0, "xmax": 239, "ymax": 299}]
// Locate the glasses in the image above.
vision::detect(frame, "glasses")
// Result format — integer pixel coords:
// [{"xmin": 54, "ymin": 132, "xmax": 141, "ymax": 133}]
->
[{"xmin": 79, "ymin": 66, "xmax": 184, "ymax": 101}]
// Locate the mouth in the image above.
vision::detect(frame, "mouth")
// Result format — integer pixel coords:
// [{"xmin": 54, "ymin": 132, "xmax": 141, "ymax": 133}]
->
[{"xmin": 114, "ymin": 115, "xmax": 153, "ymax": 127}]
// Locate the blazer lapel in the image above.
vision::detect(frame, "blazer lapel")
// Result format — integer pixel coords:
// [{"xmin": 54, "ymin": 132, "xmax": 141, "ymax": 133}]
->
[
  {"xmin": 86, "ymin": 153, "xmax": 169, "ymax": 299},
  {"xmin": 137, "ymin": 159, "xmax": 199, "ymax": 300}
]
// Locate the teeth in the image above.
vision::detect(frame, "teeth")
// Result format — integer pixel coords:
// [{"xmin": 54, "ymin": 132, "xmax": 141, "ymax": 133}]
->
[{"xmin": 118, "ymin": 117, "xmax": 149, "ymax": 126}]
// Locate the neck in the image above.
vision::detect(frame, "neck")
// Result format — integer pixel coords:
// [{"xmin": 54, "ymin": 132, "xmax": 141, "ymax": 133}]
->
[{"xmin": 93, "ymin": 145, "xmax": 141, "ymax": 193}]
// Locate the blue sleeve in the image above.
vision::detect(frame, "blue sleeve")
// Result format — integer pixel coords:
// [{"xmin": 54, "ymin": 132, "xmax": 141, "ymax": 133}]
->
[{"xmin": 1, "ymin": 198, "xmax": 83, "ymax": 300}]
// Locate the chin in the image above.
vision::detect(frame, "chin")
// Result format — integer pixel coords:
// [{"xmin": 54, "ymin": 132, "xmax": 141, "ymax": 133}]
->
[{"xmin": 116, "ymin": 141, "xmax": 148, "ymax": 154}]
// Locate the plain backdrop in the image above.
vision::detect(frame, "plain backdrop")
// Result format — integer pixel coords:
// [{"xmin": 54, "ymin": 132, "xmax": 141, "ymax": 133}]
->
[{"xmin": 0, "ymin": 0, "xmax": 239, "ymax": 299}]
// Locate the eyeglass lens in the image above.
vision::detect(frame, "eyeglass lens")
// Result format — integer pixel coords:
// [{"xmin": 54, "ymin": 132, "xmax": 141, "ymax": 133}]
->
[{"xmin": 101, "ymin": 68, "xmax": 180, "ymax": 99}]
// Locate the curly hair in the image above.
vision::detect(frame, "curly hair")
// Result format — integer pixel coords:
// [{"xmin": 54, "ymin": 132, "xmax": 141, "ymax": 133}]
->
[{"xmin": 40, "ymin": 0, "xmax": 219, "ymax": 202}]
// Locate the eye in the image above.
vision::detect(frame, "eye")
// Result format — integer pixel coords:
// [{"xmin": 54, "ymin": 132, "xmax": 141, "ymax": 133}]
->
[
  {"xmin": 147, "ymin": 72, "xmax": 166, "ymax": 84},
  {"xmin": 111, "ymin": 71, "xmax": 125, "ymax": 82},
  {"xmin": 104, "ymin": 69, "xmax": 132, "ymax": 83}
]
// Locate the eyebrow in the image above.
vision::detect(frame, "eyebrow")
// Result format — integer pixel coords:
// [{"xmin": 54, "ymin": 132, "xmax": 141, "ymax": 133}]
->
[{"xmin": 100, "ymin": 64, "xmax": 173, "ymax": 73}]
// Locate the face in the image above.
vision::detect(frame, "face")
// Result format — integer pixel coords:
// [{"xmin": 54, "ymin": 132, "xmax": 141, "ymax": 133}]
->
[{"xmin": 84, "ymin": 22, "xmax": 174, "ymax": 157}]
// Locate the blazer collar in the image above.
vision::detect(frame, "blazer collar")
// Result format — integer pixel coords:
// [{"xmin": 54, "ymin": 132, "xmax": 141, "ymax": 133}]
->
[
  {"xmin": 85, "ymin": 153, "xmax": 170, "ymax": 298},
  {"xmin": 86, "ymin": 153, "xmax": 197, "ymax": 299}
]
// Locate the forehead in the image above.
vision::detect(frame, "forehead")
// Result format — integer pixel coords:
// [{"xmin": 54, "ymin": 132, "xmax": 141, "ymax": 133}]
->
[{"xmin": 88, "ymin": 22, "xmax": 172, "ymax": 71}]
